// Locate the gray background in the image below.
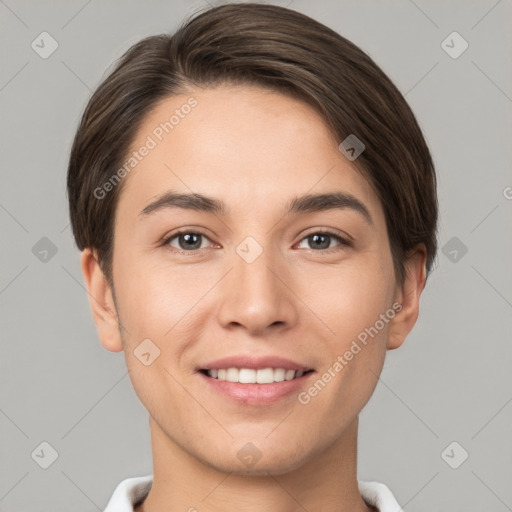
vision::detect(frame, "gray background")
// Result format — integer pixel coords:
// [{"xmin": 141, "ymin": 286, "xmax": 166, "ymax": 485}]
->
[{"xmin": 1, "ymin": 0, "xmax": 511, "ymax": 510}]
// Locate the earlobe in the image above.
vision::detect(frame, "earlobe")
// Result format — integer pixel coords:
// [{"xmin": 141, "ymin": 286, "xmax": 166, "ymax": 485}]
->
[
  {"xmin": 387, "ymin": 244, "xmax": 427, "ymax": 350},
  {"xmin": 80, "ymin": 248, "xmax": 123, "ymax": 353}
]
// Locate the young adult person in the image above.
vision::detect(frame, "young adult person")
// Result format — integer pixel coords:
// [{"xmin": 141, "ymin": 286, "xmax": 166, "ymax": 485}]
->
[{"xmin": 67, "ymin": 3, "xmax": 438, "ymax": 511}]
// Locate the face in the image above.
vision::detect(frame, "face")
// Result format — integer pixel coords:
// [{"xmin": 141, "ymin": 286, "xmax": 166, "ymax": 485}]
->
[{"xmin": 97, "ymin": 84, "xmax": 409, "ymax": 475}]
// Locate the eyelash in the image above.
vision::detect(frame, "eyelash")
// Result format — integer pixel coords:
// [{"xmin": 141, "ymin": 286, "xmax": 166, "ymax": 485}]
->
[{"xmin": 160, "ymin": 228, "xmax": 352, "ymax": 256}]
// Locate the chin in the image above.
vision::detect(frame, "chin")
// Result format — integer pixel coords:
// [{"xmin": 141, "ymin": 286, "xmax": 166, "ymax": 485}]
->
[
  {"xmin": 199, "ymin": 441, "xmax": 313, "ymax": 477},
  {"xmin": 209, "ymin": 456, "xmax": 308, "ymax": 477}
]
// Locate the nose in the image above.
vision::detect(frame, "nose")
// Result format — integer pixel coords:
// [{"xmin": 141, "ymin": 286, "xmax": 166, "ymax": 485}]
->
[{"xmin": 215, "ymin": 239, "xmax": 299, "ymax": 336}]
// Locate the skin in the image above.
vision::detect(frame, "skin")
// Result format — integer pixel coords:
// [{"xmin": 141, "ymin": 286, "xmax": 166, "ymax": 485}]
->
[{"xmin": 81, "ymin": 84, "xmax": 426, "ymax": 512}]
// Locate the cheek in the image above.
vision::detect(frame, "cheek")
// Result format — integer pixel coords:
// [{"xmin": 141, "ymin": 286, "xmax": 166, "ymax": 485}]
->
[
  {"xmin": 112, "ymin": 256, "xmax": 197, "ymax": 424},
  {"xmin": 112, "ymin": 250, "xmax": 166, "ymax": 343},
  {"xmin": 307, "ymin": 257, "xmax": 394, "ymax": 342},
  {"xmin": 301, "ymin": 278, "xmax": 391, "ymax": 432},
  {"xmin": 113, "ymin": 251, "xmax": 212, "ymax": 348},
  {"xmin": 305, "ymin": 257, "xmax": 393, "ymax": 394}
]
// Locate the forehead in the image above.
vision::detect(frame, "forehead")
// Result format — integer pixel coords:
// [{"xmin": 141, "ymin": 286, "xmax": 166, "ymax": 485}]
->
[{"xmin": 116, "ymin": 84, "xmax": 384, "ymax": 225}]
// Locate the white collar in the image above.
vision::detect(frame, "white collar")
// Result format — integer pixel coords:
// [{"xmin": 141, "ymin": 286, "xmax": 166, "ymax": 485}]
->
[{"xmin": 103, "ymin": 474, "xmax": 403, "ymax": 512}]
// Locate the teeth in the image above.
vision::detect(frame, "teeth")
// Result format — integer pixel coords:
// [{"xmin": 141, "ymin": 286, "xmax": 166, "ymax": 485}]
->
[
  {"xmin": 206, "ymin": 367, "xmax": 307, "ymax": 383},
  {"xmin": 239, "ymin": 368, "xmax": 256, "ymax": 383}
]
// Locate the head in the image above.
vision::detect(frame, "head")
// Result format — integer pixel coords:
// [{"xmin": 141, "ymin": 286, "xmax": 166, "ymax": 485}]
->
[{"xmin": 68, "ymin": 3, "xmax": 438, "ymax": 475}]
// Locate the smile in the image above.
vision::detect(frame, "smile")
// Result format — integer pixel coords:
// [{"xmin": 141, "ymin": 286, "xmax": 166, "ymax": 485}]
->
[{"xmin": 201, "ymin": 367, "xmax": 315, "ymax": 384}]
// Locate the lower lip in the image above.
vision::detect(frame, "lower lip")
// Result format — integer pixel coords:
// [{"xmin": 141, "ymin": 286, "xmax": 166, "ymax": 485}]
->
[{"xmin": 198, "ymin": 371, "xmax": 315, "ymax": 405}]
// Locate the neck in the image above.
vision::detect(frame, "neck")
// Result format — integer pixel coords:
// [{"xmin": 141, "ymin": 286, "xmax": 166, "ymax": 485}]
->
[{"xmin": 136, "ymin": 415, "xmax": 374, "ymax": 512}]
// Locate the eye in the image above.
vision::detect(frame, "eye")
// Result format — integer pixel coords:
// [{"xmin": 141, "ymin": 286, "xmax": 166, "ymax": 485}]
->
[
  {"xmin": 296, "ymin": 231, "xmax": 352, "ymax": 251},
  {"xmin": 163, "ymin": 230, "xmax": 213, "ymax": 254},
  {"xmin": 162, "ymin": 229, "xmax": 352, "ymax": 255}
]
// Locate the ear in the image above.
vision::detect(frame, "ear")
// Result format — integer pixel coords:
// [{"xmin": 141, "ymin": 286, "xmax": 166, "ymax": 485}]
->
[
  {"xmin": 80, "ymin": 248, "xmax": 123, "ymax": 352},
  {"xmin": 387, "ymin": 243, "xmax": 427, "ymax": 350}
]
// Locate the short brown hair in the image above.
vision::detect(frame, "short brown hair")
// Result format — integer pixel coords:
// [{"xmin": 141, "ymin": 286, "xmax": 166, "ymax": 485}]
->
[{"xmin": 67, "ymin": 2, "xmax": 438, "ymax": 287}]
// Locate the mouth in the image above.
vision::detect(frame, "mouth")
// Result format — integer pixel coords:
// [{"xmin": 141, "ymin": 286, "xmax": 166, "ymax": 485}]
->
[
  {"xmin": 199, "ymin": 367, "xmax": 315, "ymax": 384},
  {"xmin": 196, "ymin": 355, "xmax": 316, "ymax": 404}
]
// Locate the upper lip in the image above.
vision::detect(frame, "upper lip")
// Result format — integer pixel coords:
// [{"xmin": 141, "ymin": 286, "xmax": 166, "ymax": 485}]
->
[{"xmin": 198, "ymin": 355, "xmax": 314, "ymax": 372}]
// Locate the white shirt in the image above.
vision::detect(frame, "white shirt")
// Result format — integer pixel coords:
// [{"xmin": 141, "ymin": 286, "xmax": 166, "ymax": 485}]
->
[{"xmin": 103, "ymin": 475, "xmax": 403, "ymax": 512}]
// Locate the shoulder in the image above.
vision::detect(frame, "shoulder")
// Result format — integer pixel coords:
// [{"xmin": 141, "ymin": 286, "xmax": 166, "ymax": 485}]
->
[
  {"xmin": 358, "ymin": 480, "xmax": 403, "ymax": 512},
  {"xmin": 103, "ymin": 474, "xmax": 153, "ymax": 512}
]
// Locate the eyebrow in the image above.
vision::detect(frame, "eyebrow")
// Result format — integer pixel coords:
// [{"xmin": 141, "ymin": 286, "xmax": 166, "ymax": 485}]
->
[{"xmin": 139, "ymin": 190, "xmax": 373, "ymax": 225}]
